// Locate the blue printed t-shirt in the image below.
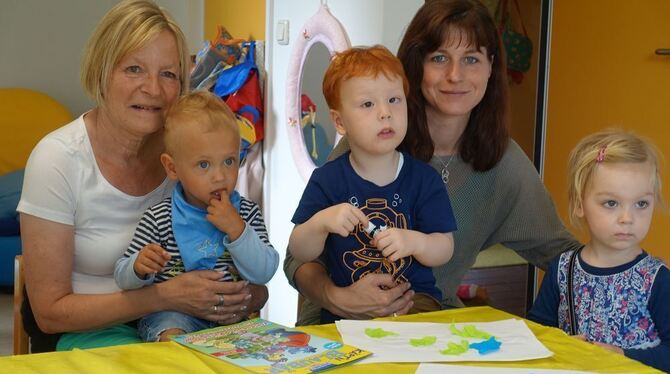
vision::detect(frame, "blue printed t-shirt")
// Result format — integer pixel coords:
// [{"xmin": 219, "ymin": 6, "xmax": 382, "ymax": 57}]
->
[{"xmin": 292, "ymin": 151, "xmax": 457, "ymax": 306}]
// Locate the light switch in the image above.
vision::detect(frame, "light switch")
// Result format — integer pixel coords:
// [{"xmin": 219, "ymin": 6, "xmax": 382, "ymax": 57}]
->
[{"xmin": 276, "ymin": 20, "xmax": 289, "ymax": 45}]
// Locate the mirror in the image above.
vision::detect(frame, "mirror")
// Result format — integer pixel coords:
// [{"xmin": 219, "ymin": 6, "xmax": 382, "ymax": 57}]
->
[
  {"xmin": 299, "ymin": 43, "xmax": 336, "ymax": 167},
  {"xmin": 285, "ymin": 4, "xmax": 351, "ymax": 181}
]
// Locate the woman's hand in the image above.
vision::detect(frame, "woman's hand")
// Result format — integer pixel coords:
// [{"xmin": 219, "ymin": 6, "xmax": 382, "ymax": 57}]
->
[
  {"xmin": 324, "ymin": 273, "xmax": 415, "ymax": 319},
  {"xmin": 158, "ymin": 271, "xmax": 269, "ymax": 325},
  {"xmin": 157, "ymin": 271, "xmax": 249, "ymax": 320}
]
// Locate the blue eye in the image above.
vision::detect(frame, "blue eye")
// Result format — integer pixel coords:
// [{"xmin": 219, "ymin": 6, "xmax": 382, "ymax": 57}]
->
[
  {"xmin": 430, "ymin": 55, "xmax": 447, "ymax": 64},
  {"xmin": 463, "ymin": 56, "xmax": 480, "ymax": 64},
  {"xmin": 636, "ymin": 200, "xmax": 650, "ymax": 209},
  {"xmin": 603, "ymin": 200, "xmax": 618, "ymax": 208},
  {"xmin": 224, "ymin": 158, "xmax": 235, "ymax": 166},
  {"xmin": 361, "ymin": 101, "xmax": 373, "ymax": 108},
  {"xmin": 161, "ymin": 71, "xmax": 178, "ymax": 79},
  {"xmin": 125, "ymin": 65, "xmax": 142, "ymax": 73},
  {"xmin": 198, "ymin": 161, "xmax": 209, "ymax": 169}
]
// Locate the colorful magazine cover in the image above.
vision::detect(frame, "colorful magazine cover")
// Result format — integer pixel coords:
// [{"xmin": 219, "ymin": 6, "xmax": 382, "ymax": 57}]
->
[{"xmin": 171, "ymin": 318, "xmax": 371, "ymax": 373}]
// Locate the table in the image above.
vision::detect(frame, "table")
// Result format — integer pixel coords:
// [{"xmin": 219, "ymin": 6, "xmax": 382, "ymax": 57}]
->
[{"xmin": 1, "ymin": 306, "xmax": 660, "ymax": 373}]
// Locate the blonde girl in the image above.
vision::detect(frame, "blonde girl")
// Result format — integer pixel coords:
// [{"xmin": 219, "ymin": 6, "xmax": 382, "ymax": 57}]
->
[{"xmin": 528, "ymin": 129, "xmax": 670, "ymax": 372}]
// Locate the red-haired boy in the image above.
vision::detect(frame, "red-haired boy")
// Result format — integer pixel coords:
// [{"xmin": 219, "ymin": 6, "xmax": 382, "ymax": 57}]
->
[{"xmin": 288, "ymin": 45, "xmax": 456, "ymax": 323}]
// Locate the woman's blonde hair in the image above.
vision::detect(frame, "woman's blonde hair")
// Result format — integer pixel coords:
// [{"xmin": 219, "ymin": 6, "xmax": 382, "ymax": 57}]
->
[
  {"xmin": 81, "ymin": 0, "xmax": 190, "ymax": 105},
  {"xmin": 568, "ymin": 128, "xmax": 664, "ymax": 226}
]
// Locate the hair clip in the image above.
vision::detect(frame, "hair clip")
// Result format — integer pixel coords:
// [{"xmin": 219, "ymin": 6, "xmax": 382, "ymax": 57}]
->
[{"xmin": 596, "ymin": 145, "xmax": 608, "ymax": 163}]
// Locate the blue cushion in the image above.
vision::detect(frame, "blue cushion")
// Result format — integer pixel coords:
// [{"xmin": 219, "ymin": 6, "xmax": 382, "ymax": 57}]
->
[
  {"xmin": 0, "ymin": 235, "xmax": 21, "ymax": 286},
  {"xmin": 0, "ymin": 169, "xmax": 24, "ymax": 236}
]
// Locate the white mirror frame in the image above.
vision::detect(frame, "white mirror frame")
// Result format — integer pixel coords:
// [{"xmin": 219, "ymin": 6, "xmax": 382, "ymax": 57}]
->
[{"xmin": 285, "ymin": 4, "xmax": 351, "ymax": 181}]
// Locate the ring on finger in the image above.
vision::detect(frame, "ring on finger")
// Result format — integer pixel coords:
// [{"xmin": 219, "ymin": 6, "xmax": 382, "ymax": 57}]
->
[{"xmin": 217, "ymin": 294, "xmax": 225, "ymax": 306}]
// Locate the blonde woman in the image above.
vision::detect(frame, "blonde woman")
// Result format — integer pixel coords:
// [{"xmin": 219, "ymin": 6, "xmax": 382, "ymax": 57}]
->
[{"xmin": 18, "ymin": 0, "xmax": 267, "ymax": 351}]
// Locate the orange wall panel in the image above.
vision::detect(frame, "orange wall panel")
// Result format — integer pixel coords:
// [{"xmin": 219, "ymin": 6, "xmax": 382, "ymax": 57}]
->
[{"xmin": 545, "ymin": 1, "xmax": 670, "ymax": 261}]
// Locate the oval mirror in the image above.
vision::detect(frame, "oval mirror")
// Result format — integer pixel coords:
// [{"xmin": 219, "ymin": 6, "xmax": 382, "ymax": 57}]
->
[{"xmin": 285, "ymin": 4, "xmax": 351, "ymax": 181}]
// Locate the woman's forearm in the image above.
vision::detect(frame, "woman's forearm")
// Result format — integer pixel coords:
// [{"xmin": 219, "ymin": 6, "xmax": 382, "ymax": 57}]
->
[
  {"xmin": 32, "ymin": 286, "xmax": 165, "ymax": 334},
  {"xmin": 293, "ymin": 262, "xmax": 335, "ymax": 310}
]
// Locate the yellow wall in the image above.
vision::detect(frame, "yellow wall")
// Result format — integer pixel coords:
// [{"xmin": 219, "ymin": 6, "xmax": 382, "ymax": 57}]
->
[
  {"xmin": 204, "ymin": 0, "xmax": 265, "ymax": 41},
  {"xmin": 544, "ymin": 1, "xmax": 670, "ymax": 261}
]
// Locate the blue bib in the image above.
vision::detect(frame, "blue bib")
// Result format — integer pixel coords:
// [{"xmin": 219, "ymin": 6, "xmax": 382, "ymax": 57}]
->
[{"xmin": 171, "ymin": 182, "xmax": 241, "ymax": 271}]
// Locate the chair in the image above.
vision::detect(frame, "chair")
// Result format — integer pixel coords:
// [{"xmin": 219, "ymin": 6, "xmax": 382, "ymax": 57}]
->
[
  {"xmin": 0, "ymin": 88, "xmax": 72, "ymax": 287},
  {"xmin": 13, "ymin": 255, "xmax": 29, "ymax": 354}
]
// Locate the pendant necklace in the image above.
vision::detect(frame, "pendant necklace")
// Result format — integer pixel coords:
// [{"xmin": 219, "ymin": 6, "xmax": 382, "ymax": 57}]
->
[{"xmin": 437, "ymin": 154, "xmax": 455, "ymax": 184}]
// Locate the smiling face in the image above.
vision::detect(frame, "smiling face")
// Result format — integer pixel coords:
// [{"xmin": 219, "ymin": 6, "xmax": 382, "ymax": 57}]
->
[
  {"xmin": 162, "ymin": 122, "xmax": 240, "ymax": 208},
  {"xmin": 102, "ymin": 30, "xmax": 181, "ymax": 136},
  {"xmin": 576, "ymin": 162, "xmax": 656, "ymax": 255},
  {"xmin": 421, "ymin": 29, "xmax": 492, "ymax": 123},
  {"xmin": 329, "ymin": 74, "xmax": 408, "ymax": 158}
]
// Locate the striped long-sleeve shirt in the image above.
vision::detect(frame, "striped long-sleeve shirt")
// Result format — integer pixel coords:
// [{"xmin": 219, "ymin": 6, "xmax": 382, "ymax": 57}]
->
[{"xmin": 114, "ymin": 196, "xmax": 279, "ymax": 289}]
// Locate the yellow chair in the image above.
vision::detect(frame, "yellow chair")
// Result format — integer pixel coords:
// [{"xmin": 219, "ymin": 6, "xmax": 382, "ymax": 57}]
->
[
  {"xmin": 13, "ymin": 255, "xmax": 28, "ymax": 355},
  {"xmin": 0, "ymin": 87, "xmax": 72, "ymax": 175},
  {"xmin": 0, "ymin": 88, "xmax": 72, "ymax": 354}
]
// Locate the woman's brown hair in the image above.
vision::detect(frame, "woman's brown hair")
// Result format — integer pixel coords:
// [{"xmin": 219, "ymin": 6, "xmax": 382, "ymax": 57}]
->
[{"xmin": 397, "ymin": 0, "xmax": 509, "ymax": 171}]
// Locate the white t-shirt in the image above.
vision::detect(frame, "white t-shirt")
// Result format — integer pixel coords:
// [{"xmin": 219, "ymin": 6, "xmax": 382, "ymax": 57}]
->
[{"xmin": 17, "ymin": 114, "xmax": 174, "ymax": 294}]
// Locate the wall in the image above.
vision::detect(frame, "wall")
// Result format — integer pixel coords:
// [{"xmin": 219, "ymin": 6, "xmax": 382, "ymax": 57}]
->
[
  {"xmin": 0, "ymin": 0, "xmax": 203, "ymax": 117},
  {"xmin": 507, "ymin": 0, "xmax": 541, "ymax": 159},
  {"xmin": 264, "ymin": 0, "xmax": 424, "ymax": 326},
  {"xmin": 544, "ymin": 1, "xmax": 670, "ymax": 260},
  {"xmin": 204, "ymin": 0, "xmax": 265, "ymax": 41}
]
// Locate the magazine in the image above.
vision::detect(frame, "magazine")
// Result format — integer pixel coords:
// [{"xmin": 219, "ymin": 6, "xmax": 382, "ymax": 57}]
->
[{"xmin": 172, "ymin": 318, "xmax": 371, "ymax": 373}]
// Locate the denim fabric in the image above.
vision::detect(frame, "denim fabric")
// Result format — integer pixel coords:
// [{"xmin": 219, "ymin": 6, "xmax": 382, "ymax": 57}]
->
[{"xmin": 138, "ymin": 311, "xmax": 217, "ymax": 342}]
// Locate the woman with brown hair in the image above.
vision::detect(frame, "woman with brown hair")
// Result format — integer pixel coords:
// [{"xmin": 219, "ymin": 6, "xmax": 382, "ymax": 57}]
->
[{"xmin": 284, "ymin": 0, "xmax": 580, "ymax": 325}]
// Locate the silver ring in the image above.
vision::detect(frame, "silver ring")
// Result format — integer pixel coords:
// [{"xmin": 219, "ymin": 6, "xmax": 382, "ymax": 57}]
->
[
  {"xmin": 213, "ymin": 305, "xmax": 218, "ymax": 313},
  {"xmin": 217, "ymin": 294, "xmax": 225, "ymax": 306}
]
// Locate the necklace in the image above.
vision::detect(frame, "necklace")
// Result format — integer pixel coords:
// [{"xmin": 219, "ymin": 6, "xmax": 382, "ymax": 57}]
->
[{"xmin": 437, "ymin": 154, "xmax": 455, "ymax": 184}]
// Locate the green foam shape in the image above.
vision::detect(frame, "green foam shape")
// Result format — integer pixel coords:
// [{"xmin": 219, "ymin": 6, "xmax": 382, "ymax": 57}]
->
[
  {"xmin": 365, "ymin": 328, "xmax": 398, "ymax": 338},
  {"xmin": 449, "ymin": 323, "xmax": 492, "ymax": 339},
  {"xmin": 439, "ymin": 339, "xmax": 470, "ymax": 355},
  {"xmin": 409, "ymin": 336, "xmax": 437, "ymax": 347}
]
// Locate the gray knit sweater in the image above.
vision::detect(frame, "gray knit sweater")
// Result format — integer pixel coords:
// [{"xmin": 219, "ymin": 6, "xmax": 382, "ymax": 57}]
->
[{"xmin": 284, "ymin": 139, "xmax": 581, "ymax": 325}]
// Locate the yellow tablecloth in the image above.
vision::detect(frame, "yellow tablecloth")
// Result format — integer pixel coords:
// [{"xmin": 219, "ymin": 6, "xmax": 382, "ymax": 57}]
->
[{"xmin": 1, "ymin": 306, "xmax": 660, "ymax": 373}]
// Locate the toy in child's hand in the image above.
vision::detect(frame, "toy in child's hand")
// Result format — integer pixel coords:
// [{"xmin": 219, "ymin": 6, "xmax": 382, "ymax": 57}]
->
[{"xmin": 365, "ymin": 221, "xmax": 388, "ymax": 238}]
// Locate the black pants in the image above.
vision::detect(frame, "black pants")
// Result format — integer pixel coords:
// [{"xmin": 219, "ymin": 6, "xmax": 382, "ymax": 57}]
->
[{"xmin": 21, "ymin": 287, "xmax": 60, "ymax": 353}]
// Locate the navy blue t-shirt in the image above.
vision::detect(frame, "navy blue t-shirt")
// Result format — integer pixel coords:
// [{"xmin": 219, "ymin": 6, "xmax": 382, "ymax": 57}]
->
[{"xmin": 292, "ymin": 151, "xmax": 457, "ymax": 323}]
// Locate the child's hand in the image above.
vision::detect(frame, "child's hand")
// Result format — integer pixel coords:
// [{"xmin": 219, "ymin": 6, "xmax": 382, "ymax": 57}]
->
[
  {"xmin": 134, "ymin": 243, "xmax": 171, "ymax": 277},
  {"xmin": 372, "ymin": 228, "xmax": 417, "ymax": 262},
  {"xmin": 207, "ymin": 190, "xmax": 245, "ymax": 241},
  {"xmin": 317, "ymin": 203, "xmax": 368, "ymax": 237}
]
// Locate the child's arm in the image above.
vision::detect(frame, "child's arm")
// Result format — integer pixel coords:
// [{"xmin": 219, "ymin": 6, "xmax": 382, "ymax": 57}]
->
[
  {"xmin": 114, "ymin": 245, "xmax": 170, "ymax": 289},
  {"xmin": 223, "ymin": 199, "xmax": 279, "ymax": 284},
  {"xmin": 372, "ymin": 229, "xmax": 453, "ymax": 266},
  {"xmin": 526, "ymin": 256, "xmax": 561, "ymax": 327},
  {"xmin": 114, "ymin": 208, "xmax": 169, "ymax": 290},
  {"xmin": 622, "ymin": 266, "xmax": 670, "ymax": 372},
  {"xmin": 289, "ymin": 203, "xmax": 369, "ymax": 263}
]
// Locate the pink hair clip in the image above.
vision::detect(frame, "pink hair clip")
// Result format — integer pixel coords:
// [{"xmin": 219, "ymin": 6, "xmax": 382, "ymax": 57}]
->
[{"xmin": 596, "ymin": 145, "xmax": 608, "ymax": 163}]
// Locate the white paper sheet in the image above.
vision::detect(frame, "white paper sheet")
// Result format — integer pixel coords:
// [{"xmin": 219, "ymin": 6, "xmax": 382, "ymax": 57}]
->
[
  {"xmin": 335, "ymin": 319, "xmax": 552, "ymax": 364},
  {"xmin": 416, "ymin": 363, "xmax": 594, "ymax": 374}
]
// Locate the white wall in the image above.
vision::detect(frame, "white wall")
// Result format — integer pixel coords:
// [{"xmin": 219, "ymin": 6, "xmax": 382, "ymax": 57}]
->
[
  {"xmin": 0, "ymin": 0, "xmax": 203, "ymax": 117},
  {"xmin": 264, "ymin": 0, "xmax": 423, "ymax": 326}
]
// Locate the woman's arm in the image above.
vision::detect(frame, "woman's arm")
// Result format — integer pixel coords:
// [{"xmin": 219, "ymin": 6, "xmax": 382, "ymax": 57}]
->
[
  {"xmin": 22, "ymin": 214, "xmax": 170, "ymax": 333},
  {"xmin": 293, "ymin": 261, "xmax": 414, "ymax": 320},
  {"xmin": 22, "ymin": 214, "xmax": 253, "ymax": 333}
]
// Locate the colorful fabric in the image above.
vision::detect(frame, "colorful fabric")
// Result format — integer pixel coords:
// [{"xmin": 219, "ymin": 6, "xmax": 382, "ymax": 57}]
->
[{"xmin": 556, "ymin": 250, "xmax": 664, "ymax": 349}]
